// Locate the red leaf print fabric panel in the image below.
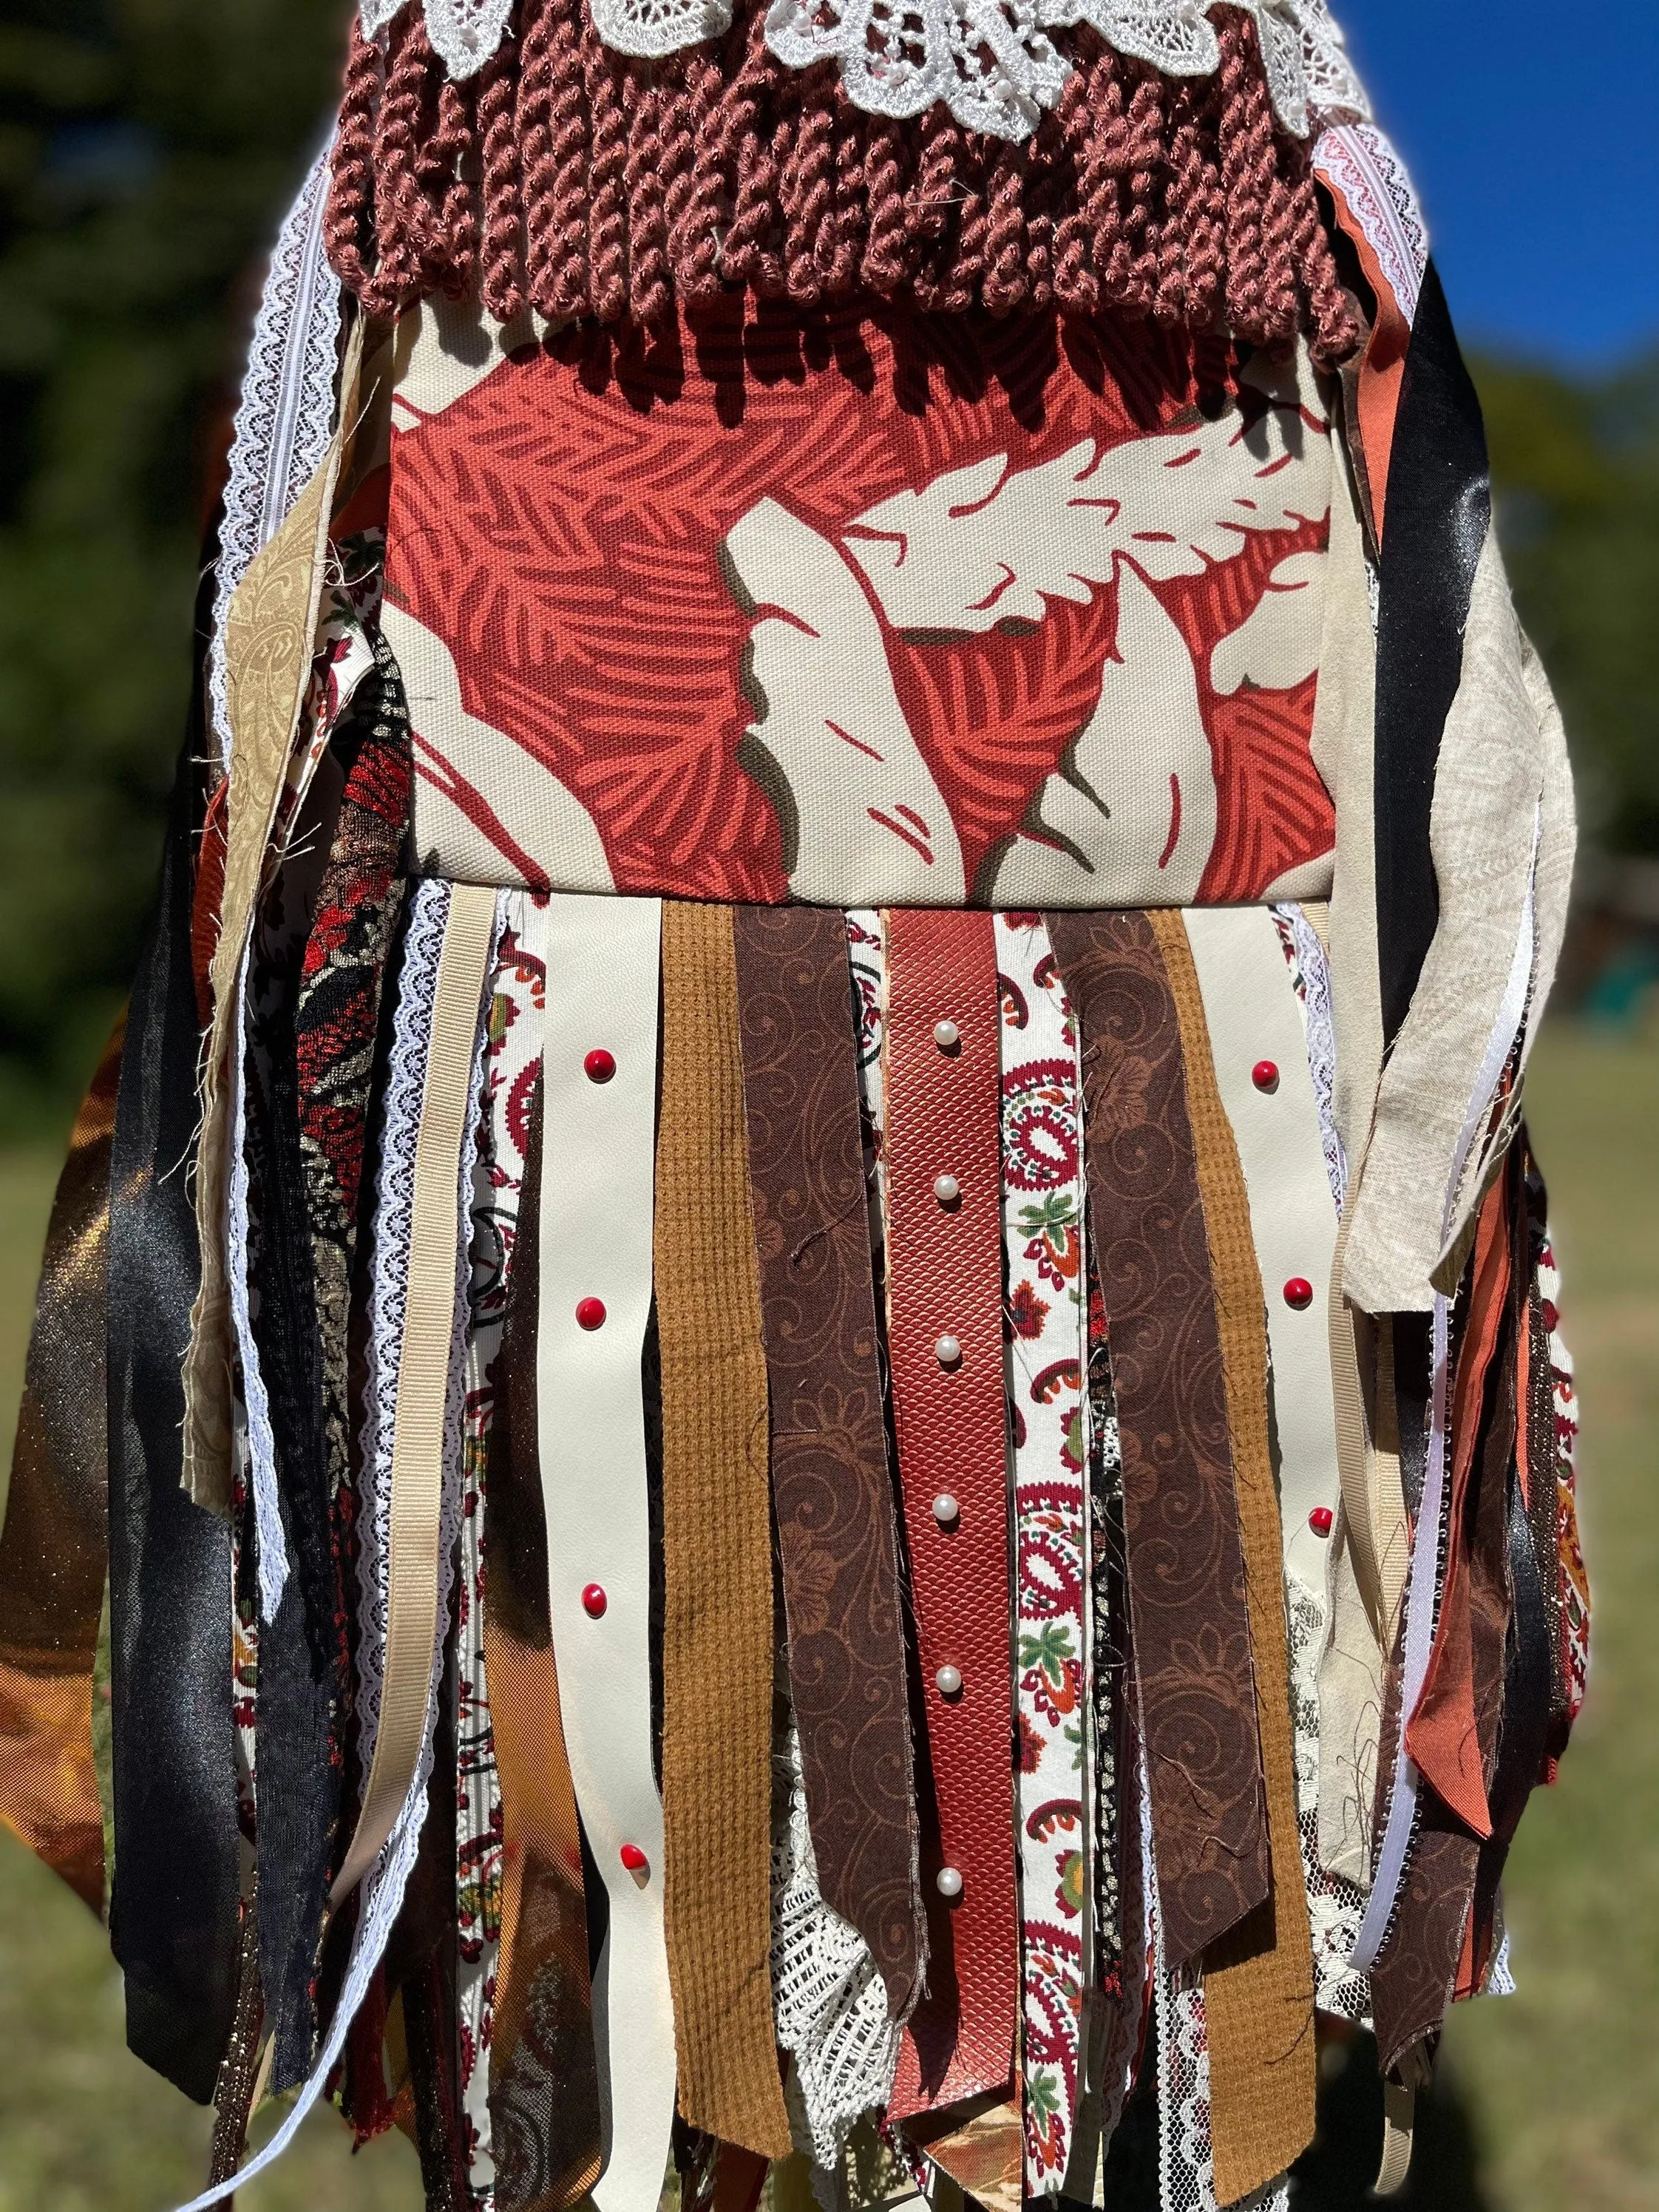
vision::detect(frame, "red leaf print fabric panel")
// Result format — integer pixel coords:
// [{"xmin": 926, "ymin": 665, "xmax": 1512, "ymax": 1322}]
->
[{"xmin": 385, "ymin": 297, "xmax": 1336, "ymax": 907}]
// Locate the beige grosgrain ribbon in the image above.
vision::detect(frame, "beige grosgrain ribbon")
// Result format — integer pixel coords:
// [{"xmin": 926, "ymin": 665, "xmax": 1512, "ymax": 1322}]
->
[
  {"xmin": 1153, "ymin": 910, "xmax": 1317, "ymax": 2205},
  {"xmin": 181, "ymin": 316, "xmax": 365, "ymax": 1515},
  {"xmin": 655, "ymin": 902, "xmax": 794, "ymax": 2158},
  {"xmin": 333, "ymin": 878, "xmax": 499, "ymax": 1904}
]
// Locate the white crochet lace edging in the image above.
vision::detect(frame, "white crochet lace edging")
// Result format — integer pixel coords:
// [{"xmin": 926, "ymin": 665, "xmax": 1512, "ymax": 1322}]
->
[
  {"xmin": 773, "ymin": 1725, "xmax": 903, "ymax": 2168},
  {"xmin": 211, "ymin": 144, "xmax": 342, "ymax": 770},
  {"xmin": 358, "ymin": 0, "xmax": 1369, "ymax": 140},
  {"xmin": 1312, "ymin": 119, "xmax": 1428, "ymax": 323},
  {"xmin": 173, "ymin": 881, "xmax": 498, "ymax": 2212}
]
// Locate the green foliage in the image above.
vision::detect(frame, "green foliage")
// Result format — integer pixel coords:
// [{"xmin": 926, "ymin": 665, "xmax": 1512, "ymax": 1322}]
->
[
  {"xmin": 1473, "ymin": 349, "xmax": 1659, "ymax": 857},
  {"xmin": 0, "ymin": 0, "xmax": 345, "ymax": 1133}
]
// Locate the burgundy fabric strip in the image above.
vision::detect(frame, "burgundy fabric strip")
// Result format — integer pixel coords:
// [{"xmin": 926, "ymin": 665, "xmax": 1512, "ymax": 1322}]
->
[
  {"xmin": 883, "ymin": 908, "xmax": 1018, "ymax": 2115},
  {"xmin": 732, "ymin": 903, "xmax": 923, "ymax": 2022},
  {"xmin": 1045, "ymin": 910, "xmax": 1268, "ymax": 1970}
]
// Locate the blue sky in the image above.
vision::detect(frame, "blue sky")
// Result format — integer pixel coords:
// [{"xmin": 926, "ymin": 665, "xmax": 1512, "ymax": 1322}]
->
[{"xmin": 1340, "ymin": 0, "xmax": 1659, "ymax": 370}]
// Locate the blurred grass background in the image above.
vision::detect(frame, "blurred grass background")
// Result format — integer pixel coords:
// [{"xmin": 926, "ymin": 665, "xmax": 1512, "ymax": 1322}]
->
[{"xmin": 0, "ymin": 1, "xmax": 1656, "ymax": 2207}]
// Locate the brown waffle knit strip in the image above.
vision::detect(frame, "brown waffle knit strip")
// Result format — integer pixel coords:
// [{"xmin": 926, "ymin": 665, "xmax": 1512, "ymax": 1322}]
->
[
  {"xmin": 325, "ymin": 1, "xmax": 1361, "ymax": 362},
  {"xmin": 654, "ymin": 901, "xmax": 794, "ymax": 2157},
  {"xmin": 1151, "ymin": 909, "xmax": 1317, "ymax": 2204}
]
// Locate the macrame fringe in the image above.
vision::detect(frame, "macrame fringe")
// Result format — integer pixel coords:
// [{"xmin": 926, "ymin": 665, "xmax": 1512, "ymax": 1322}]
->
[{"xmin": 325, "ymin": 0, "xmax": 1363, "ymax": 359}]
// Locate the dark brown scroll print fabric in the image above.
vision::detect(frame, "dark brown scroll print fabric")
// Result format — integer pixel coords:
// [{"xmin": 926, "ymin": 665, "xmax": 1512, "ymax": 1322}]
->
[
  {"xmin": 1046, "ymin": 910, "xmax": 1268, "ymax": 1970},
  {"xmin": 733, "ymin": 903, "xmax": 924, "ymax": 2022}
]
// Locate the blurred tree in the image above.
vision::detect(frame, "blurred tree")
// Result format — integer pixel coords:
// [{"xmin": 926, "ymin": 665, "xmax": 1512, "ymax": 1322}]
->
[
  {"xmin": 1473, "ymin": 349, "xmax": 1659, "ymax": 857},
  {"xmin": 0, "ymin": 0, "xmax": 345, "ymax": 1130}
]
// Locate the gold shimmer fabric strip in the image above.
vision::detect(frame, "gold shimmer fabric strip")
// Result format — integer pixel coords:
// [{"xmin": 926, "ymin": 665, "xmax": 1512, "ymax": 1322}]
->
[
  {"xmin": 182, "ymin": 319, "xmax": 365, "ymax": 1514},
  {"xmin": 1155, "ymin": 911, "xmax": 1317, "ymax": 2204},
  {"xmin": 655, "ymin": 902, "xmax": 793, "ymax": 2158},
  {"xmin": 485, "ymin": 1079, "xmax": 603, "ymax": 2212},
  {"xmin": 0, "ymin": 1012, "xmax": 123, "ymax": 1912},
  {"xmin": 334, "ymin": 878, "xmax": 498, "ymax": 1904}
]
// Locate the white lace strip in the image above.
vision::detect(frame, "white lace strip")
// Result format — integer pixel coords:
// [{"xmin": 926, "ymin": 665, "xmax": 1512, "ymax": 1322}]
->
[
  {"xmin": 175, "ymin": 878, "xmax": 498, "ymax": 2211},
  {"xmin": 359, "ymin": 0, "xmax": 1369, "ymax": 142},
  {"xmin": 211, "ymin": 146, "xmax": 342, "ymax": 769},
  {"xmin": 773, "ymin": 1723, "xmax": 903, "ymax": 2167},
  {"xmin": 1312, "ymin": 120, "xmax": 1428, "ymax": 324},
  {"xmin": 1273, "ymin": 902, "xmax": 1347, "ymax": 1213}
]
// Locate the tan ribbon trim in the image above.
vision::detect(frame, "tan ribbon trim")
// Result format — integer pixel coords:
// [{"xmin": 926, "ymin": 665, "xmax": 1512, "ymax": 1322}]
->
[
  {"xmin": 1154, "ymin": 912, "xmax": 1317, "ymax": 2204},
  {"xmin": 181, "ymin": 317, "xmax": 367, "ymax": 1513},
  {"xmin": 0, "ymin": 1013, "xmax": 124, "ymax": 1913},
  {"xmin": 654, "ymin": 901, "xmax": 793, "ymax": 2157},
  {"xmin": 333, "ymin": 879, "xmax": 498, "ymax": 1904}
]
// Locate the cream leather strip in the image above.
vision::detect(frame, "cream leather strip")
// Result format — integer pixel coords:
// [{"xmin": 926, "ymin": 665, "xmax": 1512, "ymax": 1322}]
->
[
  {"xmin": 333, "ymin": 878, "xmax": 499, "ymax": 1904},
  {"xmin": 1183, "ymin": 908, "xmax": 1342, "ymax": 1593},
  {"xmin": 527, "ymin": 892, "xmax": 675, "ymax": 2212}
]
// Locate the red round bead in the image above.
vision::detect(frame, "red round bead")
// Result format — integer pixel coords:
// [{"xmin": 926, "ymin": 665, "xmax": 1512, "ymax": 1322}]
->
[
  {"xmin": 1309, "ymin": 1506, "xmax": 1335, "ymax": 1538},
  {"xmin": 581, "ymin": 1583, "xmax": 608, "ymax": 1618},
  {"xmin": 1283, "ymin": 1277, "xmax": 1314, "ymax": 1311},
  {"xmin": 1252, "ymin": 1059, "xmax": 1280, "ymax": 1093},
  {"xmin": 619, "ymin": 1842, "xmax": 649, "ymax": 1874},
  {"xmin": 575, "ymin": 1296, "xmax": 608, "ymax": 1331},
  {"xmin": 584, "ymin": 1048, "xmax": 617, "ymax": 1083}
]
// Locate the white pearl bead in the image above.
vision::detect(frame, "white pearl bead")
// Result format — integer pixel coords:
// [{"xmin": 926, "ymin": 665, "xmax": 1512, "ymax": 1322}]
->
[
  {"xmin": 933, "ymin": 1020, "xmax": 960, "ymax": 1052},
  {"xmin": 934, "ymin": 1333, "xmax": 962, "ymax": 1368},
  {"xmin": 933, "ymin": 1173, "xmax": 960, "ymax": 1207},
  {"xmin": 935, "ymin": 1866, "xmax": 963, "ymax": 1900},
  {"xmin": 934, "ymin": 1664, "xmax": 963, "ymax": 1698},
  {"xmin": 931, "ymin": 1492, "xmax": 960, "ymax": 1526}
]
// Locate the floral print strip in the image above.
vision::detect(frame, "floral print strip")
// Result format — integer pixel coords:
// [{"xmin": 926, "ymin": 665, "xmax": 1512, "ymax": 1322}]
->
[{"xmin": 996, "ymin": 913, "xmax": 1088, "ymax": 2196}]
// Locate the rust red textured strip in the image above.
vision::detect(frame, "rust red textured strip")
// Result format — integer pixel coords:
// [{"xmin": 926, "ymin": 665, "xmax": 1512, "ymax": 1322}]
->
[{"xmin": 883, "ymin": 907, "xmax": 1018, "ymax": 2115}]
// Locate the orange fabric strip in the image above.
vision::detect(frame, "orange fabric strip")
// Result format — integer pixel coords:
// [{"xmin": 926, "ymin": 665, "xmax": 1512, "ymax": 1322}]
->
[
  {"xmin": 655, "ymin": 900, "xmax": 793, "ymax": 2158},
  {"xmin": 1405, "ymin": 1173, "xmax": 1511, "ymax": 1841}
]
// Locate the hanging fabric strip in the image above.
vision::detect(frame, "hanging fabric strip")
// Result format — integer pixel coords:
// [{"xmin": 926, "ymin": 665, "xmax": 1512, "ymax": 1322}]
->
[
  {"xmin": 732, "ymin": 903, "xmax": 923, "ymax": 2023},
  {"xmin": 1353, "ymin": 859, "xmax": 1538, "ymax": 1970},
  {"xmin": 1181, "ymin": 909, "xmax": 1343, "ymax": 1595},
  {"xmin": 453, "ymin": 906, "xmax": 545, "ymax": 2197},
  {"xmin": 484, "ymin": 1048, "xmax": 605, "ymax": 2212},
  {"xmin": 209, "ymin": 142, "xmax": 342, "ymax": 767},
  {"xmin": 0, "ymin": 1013, "xmax": 123, "ymax": 1913},
  {"xmin": 1045, "ymin": 911, "xmax": 1269, "ymax": 1972},
  {"xmin": 1154, "ymin": 910, "xmax": 1317, "ymax": 2205},
  {"xmin": 528, "ymin": 891, "xmax": 676, "ymax": 2212},
  {"xmin": 884, "ymin": 907, "xmax": 1018, "ymax": 2117},
  {"xmin": 183, "ymin": 317, "xmax": 364, "ymax": 1518},
  {"xmin": 174, "ymin": 872, "xmax": 498, "ymax": 2208},
  {"xmin": 655, "ymin": 900, "xmax": 795, "ymax": 2159},
  {"xmin": 992, "ymin": 914, "xmax": 1088, "ymax": 2197},
  {"xmin": 108, "ymin": 727, "xmax": 241, "ymax": 2104}
]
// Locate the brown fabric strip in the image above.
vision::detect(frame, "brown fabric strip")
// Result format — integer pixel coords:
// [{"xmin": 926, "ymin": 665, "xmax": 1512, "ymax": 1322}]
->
[
  {"xmin": 655, "ymin": 900, "xmax": 793, "ymax": 2157},
  {"xmin": 1045, "ymin": 910, "xmax": 1268, "ymax": 1970},
  {"xmin": 484, "ymin": 1079, "xmax": 603, "ymax": 2212},
  {"xmin": 1155, "ymin": 910, "xmax": 1317, "ymax": 2202},
  {"xmin": 733, "ymin": 902, "xmax": 923, "ymax": 2022},
  {"xmin": 0, "ymin": 1011, "xmax": 123, "ymax": 1913}
]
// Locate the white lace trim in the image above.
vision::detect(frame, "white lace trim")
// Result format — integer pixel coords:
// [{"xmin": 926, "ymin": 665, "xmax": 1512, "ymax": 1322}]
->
[
  {"xmin": 1312, "ymin": 119, "xmax": 1428, "ymax": 323},
  {"xmin": 1273, "ymin": 902, "xmax": 1346, "ymax": 1214},
  {"xmin": 773, "ymin": 1723, "xmax": 902, "ymax": 2168},
  {"xmin": 174, "ymin": 878, "xmax": 495, "ymax": 2212},
  {"xmin": 359, "ymin": 0, "xmax": 1368, "ymax": 140},
  {"xmin": 211, "ymin": 146, "xmax": 342, "ymax": 769},
  {"xmin": 1286, "ymin": 1575, "xmax": 1370, "ymax": 2023}
]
